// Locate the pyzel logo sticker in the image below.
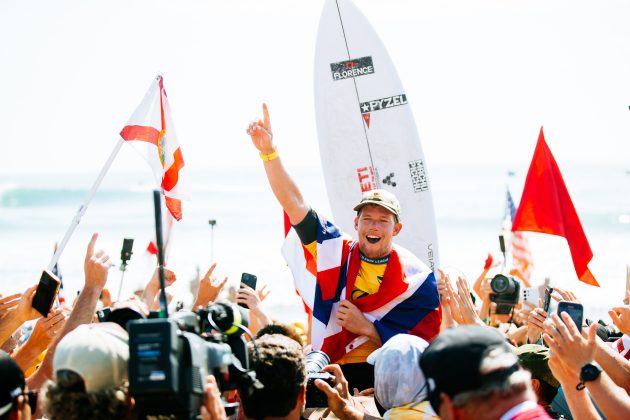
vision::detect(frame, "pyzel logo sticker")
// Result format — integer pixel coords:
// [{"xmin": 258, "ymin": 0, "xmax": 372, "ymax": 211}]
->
[
  {"xmin": 330, "ymin": 56, "xmax": 375, "ymax": 81},
  {"xmin": 382, "ymin": 172, "xmax": 396, "ymax": 187},
  {"xmin": 408, "ymin": 160, "xmax": 428, "ymax": 192},
  {"xmin": 360, "ymin": 94, "xmax": 407, "ymax": 114},
  {"xmin": 356, "ymin": 166, "xmax": 376, "ymax": 192}
]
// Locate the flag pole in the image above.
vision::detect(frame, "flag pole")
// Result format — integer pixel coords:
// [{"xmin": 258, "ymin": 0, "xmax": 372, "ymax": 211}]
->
[{"xmin": 47, "ymin": 137, "xmax": 125, "ymax": 271}]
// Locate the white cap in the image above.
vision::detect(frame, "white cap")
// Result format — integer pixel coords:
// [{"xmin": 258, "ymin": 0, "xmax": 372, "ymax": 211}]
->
[
  {"xmin": 53, "ymin": 323, "xmax": 129, "ymax": 392},
  {"xmin": 367, "ymin": 334, "xmax": 430, "ymax": 410}
]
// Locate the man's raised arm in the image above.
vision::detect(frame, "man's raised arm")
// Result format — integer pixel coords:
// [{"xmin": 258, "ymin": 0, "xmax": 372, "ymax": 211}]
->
[{"xmin": 246, "ymin": 103, "xmax": 309, "ymax": 225}]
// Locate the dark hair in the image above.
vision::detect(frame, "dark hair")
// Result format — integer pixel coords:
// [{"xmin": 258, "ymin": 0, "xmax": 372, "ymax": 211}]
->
[
  {"xmin": 43, "ymin": 371, "xmax": 132, "ymax": 420},
  {"xmin": 537, "ymin": 378, "xmax": 559, "ymax": 406},
  {"xmin": 255, "ymin": 323, "xmax": 304, "ymax": 347},
  {"xmin": 240, "ymin": 334, "xmax": 306, "ymax": 420}
]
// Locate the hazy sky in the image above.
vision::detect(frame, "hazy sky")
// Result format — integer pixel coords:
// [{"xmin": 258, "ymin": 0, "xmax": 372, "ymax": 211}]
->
[{"xmin": 1, "ymin": 0, "xmax": 629, "ymax": 177}]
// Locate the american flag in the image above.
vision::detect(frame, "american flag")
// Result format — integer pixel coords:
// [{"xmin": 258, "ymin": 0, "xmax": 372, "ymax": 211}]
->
[{"xmin": 506, "ymin": 189, "xmax": 534, "ymax": 283}]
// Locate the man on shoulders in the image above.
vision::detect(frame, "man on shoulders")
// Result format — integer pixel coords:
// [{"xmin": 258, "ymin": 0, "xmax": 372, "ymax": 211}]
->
[{"xmin": 246, "ymin": 104, "xmax": 440, "ymax": 390}]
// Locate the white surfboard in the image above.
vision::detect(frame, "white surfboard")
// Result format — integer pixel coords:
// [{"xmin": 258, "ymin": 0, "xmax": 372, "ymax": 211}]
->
[{"xmin": 314, "ymin": 0, "xmax": 439, "ymax": 270}]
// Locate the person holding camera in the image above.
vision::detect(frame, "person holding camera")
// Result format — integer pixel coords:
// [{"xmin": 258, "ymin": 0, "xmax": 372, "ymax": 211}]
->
[{"xmin": 246, "ymin": 104, "xmax": 440, "ymax": 391}]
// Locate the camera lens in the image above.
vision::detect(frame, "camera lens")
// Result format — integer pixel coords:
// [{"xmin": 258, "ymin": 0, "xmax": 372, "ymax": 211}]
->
[
  {"xmin": 305, "ymin": 351, "xmax": 330, "ymax": 374},
  {"xmin": 491, "ymin": 274, "xmax": 516, "ymax": 294}
]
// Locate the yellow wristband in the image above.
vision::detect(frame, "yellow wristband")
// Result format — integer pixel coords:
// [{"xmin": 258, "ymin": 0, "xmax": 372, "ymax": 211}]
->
[{"xmin": 259, "ymin": 149, "xmax": 278, "ymax": 161}]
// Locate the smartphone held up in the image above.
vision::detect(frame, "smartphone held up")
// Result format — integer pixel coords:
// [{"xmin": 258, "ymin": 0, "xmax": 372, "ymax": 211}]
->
[
  {"xmin": 557, "ymin": 301, "xmax": 583, "ymax": 332},
  {"xmin": 32, "ymin": 269, "xmax": 61, "ymax": 316},
  {"xmin": 238, "ymin": 273, "xmax": 257, "ymax": 309}
]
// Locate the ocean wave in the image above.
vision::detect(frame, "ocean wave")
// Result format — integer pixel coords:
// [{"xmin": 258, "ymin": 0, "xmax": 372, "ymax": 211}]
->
[{"xmin": 0, "ymin": 187, "xmax": 140, "ymax": 207}]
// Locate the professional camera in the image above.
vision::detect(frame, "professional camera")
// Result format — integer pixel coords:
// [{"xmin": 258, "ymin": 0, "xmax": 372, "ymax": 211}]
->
[
  {"xmin": 489, "ymin": 274, "xmax": 520, "ymax": 315},
  {"xmin": 304, "ymin": 351, "xmax": 336, "ymax": 408},
  {"xmin": 128, "ymin": 303, "xmax": 262, "ymax": 420},
  {"xmin": 586, "ymin": 319, "xmax": 623, "ymax": 342}
]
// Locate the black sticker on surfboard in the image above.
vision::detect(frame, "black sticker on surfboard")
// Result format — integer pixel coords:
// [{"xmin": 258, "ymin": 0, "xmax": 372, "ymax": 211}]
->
[
  {"xmin": 330, "ymin": 56, "xmax": 375, "ymax": 81},
  {"xmin": 360, "ymin": 94, "xmax": 407, "ymax": 113},
  {"xmin": 382, "ymin": 172, "xmax": 397, "ymax": 187},
  {"xmin": 408, "ymin": 160, "xmax": 428, "ymax": 192}
]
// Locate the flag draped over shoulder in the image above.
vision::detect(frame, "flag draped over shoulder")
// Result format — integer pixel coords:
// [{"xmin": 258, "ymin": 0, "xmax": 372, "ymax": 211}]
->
[
  {"xmin": 505, "ymin": 189, "xmax": 534, "ymax": 283},
  {"xmin": 120, "ymin": 75, "xmax": 186, "ymax": 220},
  {"xmin": 512, "ymin": 128, "xmax": 598, "ymax": 287},
  {"xmin": 282, "ymin": 216, "xmax": 440, "ymax": 362}
]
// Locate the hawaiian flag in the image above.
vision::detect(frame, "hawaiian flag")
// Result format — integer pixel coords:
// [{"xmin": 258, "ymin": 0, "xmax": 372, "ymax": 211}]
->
[
  {"xmin": 120, "ymin": 75, "xmax": 187, "ymax": 220},
  {"xmin": 505, "ymin": 189, "xmax": 534, "ymax": 283},
  {"xmin": 282, "ymin": 216, "xmax": 440, "ymax": 362}
]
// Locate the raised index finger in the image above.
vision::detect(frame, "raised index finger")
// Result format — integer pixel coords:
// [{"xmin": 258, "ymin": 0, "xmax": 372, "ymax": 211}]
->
[
  {"xmin": 204, "ymin": 263, "xmax": 217, "ymax": 279},
  {"xmin": 86, "ymin": 233, "xmax": 98, "ymax": 258},
  {"xmin": 262, "ymin": 103, "xmax": 270, "ymax": 129}
]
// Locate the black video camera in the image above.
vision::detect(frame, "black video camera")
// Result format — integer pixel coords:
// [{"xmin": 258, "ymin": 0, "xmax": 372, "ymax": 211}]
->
[
  {"xmin": 304, "ymin": 351, "xmax": 335, "ymax": 408},
  {"xmin": 128, "ymin": 303, "xmax": 262, "ymax": 419},
  {"xmin": 489, "ymin": 274, "xmax": 520, "ymax": 315}
]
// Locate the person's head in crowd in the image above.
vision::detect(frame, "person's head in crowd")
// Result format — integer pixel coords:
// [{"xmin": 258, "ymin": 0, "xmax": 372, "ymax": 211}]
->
[
  {"xmin": 515, "ymin": 344, "xmax": 560, "ymax": 407},
  {"xmin": 421, "ymin": 325, "xmax": 538, "ymax": 420},
  {"xmin": 240, "ymin": 334, "xmax": 306, "ymax": 420},
  {"xmin": 43, "ymin": 323, "xmax": 132, "ymax": 420},
  {"xmin": 367, "ymin": 334, "xmax": 436, "ymax": 417},
  {"xmin": 255, "ymin": 323, "xmax": 304, "ymax": 348},
  {"xmin": 105, "ymin": 298, "xmax": 149, "ymax": 331},
  {"xmin": 0, "ymin": 351, "xmax": 30, "ymax": 420}
]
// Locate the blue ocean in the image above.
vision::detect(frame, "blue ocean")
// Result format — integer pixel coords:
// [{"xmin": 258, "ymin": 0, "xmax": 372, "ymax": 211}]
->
[{"xmin": 1, "ymin": 163, "xmax": 629, "ymax": 324}]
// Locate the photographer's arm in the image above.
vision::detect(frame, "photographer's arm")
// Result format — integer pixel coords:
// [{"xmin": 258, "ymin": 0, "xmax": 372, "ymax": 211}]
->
[
  {"xmin": 247, "ymin": 104, "xmax": 309, "ymax": 225},
  {"xmin": 315, "ymin": 364, "xmax": 366, "ymax": 420}
]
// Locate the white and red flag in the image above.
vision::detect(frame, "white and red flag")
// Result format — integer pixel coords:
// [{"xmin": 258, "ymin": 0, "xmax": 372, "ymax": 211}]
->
[{"xmin": 120, "ymin": 75, "xmax": 187, "ymax": 220}]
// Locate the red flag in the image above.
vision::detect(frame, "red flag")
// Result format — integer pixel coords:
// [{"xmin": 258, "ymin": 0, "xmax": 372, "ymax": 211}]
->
[
  {"xmin": 512, "ymin": 128, "xmax": 598, "ymax": 286},
  {"xmin": 121, "ymin": 75, "xmax": 187, "ymax": 220},
  {"xmin": 146, "ymin": 241, "xmax": 158, "ymax": 255}
]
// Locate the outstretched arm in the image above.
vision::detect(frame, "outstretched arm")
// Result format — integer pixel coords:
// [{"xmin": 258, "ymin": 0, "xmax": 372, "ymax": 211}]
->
[{"xmin": 246, "ymin": 103, "xmax": 309, "ymax": 225}]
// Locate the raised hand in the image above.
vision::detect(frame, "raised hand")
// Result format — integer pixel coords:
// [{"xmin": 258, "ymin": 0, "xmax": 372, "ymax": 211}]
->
[
  {"xmin": 609, "ymin": 306, "xmax": 630, "ymax": 336},
  {"xmin": 237, "ymin": 285, "xmax": 263, "ymax": 311},
  {"xmin": 15, "ymin": 285, "xmax": 41, "ymax": 322},
  {"xmin": 193, "ymin": 263, "xmax": 227, "ymax": 309},
  {"xmin": 246, "ymin": 103, "xmax": 275, "ymax": 154},
  {"xmin": 552, "ymin": 287, "xmax": 580, "ymax": 303},
  {"xmin": 543, "ymin": 312, "xmax": 598, "ymax": 373},
  {"xmin": 25, "ymin": 308, "xmax": 68, "ymax": 354},
  {"xmin": 454, "ymin": 276, "xmax": 484, "ymax": 326},
  {"xmin": 84, "ymin": 233, "xmax": 112, "ymax": 291},
  {"xmin": 443, "ymin": 273, "xmax": 464, "ymax": 324},
  {"xmin": 526, "ymin": 299, "xmax": 548, "ymax": 344},
  {"xmin": 0, "ymin": 293, "xmax": 22, "ymax": 320},
  {"xmin": 149, "ymin": 266, "xmax": 177, "ymax": 288},
  {"xmin": 256, "ymin": 284, "xmax": 271, "ymax": 302}
]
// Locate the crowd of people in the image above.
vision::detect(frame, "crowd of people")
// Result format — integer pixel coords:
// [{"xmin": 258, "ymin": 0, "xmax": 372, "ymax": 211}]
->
[{"xmin": 2, "ymin": 105, "xmax": 630, "ymax": 419}]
